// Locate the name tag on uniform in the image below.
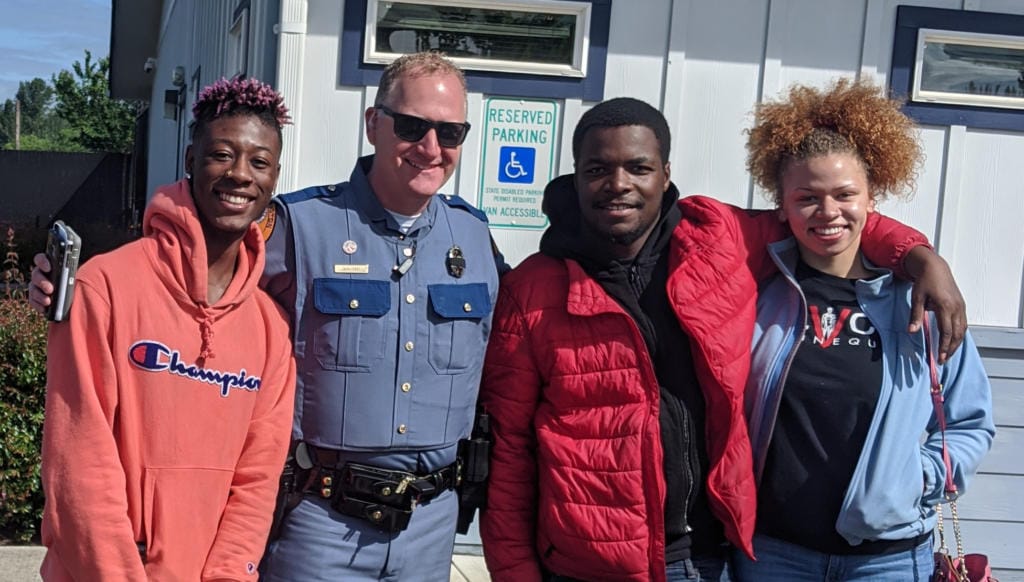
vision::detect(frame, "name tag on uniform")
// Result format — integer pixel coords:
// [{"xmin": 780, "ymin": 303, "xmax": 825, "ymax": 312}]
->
[{"xmin": 334, "ymin": 264, "xmax": 370, "ymax": 274}]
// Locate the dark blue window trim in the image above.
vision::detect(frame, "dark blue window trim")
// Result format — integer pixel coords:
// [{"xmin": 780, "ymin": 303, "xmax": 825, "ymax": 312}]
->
[
  {"xmin": 341, "ymin": 0, "xmax": 610, "ymax": 101},
  {"xmin": 890, "ymin": 5, "xmax": 1024, "ymax": 131}
]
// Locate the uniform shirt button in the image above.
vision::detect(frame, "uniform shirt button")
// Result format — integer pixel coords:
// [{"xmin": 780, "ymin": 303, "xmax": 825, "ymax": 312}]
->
[
  {"xmin": 403, "ymin": 247, "xmax": 413, "ymax": 257},
  {"xmin": 406, "ymin": 294, "xmax": 416, "ymax": 304},
  {"xmin": 349, "ymin": 299, "xmax": 360, "ymax": 309},
  {"xmin": 463, "ymin": 302, "xmax": 472, "ymax": 312},
  {"xmin": 327, "ymin": 184, "xmax": 336, "ymax": 192},
  {"xmin": 401, "ymin": 382, "xmax": 411, "ymax": 392},
  {"xmin": 404, "ymin": 341, "xmax": 414, "ymax": 352},
  {"xmin": 397, "ymin": 424, "xmax": 407, "ymax": 434}
]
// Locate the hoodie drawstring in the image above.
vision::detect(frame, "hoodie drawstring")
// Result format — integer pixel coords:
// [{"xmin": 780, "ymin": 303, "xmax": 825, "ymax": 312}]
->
[{"xmin": 198, "ymin": 315, "xmax": 215, "ymax": 363}]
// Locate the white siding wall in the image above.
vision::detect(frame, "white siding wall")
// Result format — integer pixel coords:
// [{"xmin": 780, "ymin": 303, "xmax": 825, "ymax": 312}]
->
[
  {"xmin": 962, "ymin": 328, "xmax": 1024, "ymax": 580},
  {"xmin": 278, "ymin": 0, "xmax": 1024, "ymax": 329},
  {"xmin": 145, "ymin": 0, "xmax": 195, "ymax": 192},
  {"xmin": 147, "ymin": 1, "xmax": 267, "ymax": 192}
]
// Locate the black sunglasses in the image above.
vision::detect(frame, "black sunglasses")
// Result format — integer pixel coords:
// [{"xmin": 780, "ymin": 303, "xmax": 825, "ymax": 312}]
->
[{"xmin": 375, "ymin": 105, "xmax": 471, "ymax": 148}]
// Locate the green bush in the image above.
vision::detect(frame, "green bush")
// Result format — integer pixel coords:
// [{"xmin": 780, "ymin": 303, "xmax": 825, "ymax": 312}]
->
[{"xmin": 0, "ymin": 228, "xmax": 47, "ymax": 543}]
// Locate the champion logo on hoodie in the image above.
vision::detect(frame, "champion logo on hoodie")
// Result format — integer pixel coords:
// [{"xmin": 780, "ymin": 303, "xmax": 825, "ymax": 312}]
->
[{"xmin": 128, "ymin": 340, "xmax": 261, "ymax": 397}]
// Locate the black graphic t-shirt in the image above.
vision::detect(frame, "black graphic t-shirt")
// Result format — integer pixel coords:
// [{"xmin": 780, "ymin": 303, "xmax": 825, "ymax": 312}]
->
[{"xmin": 757, "ymin": 261, "xmax": 884, "ymax": 554}]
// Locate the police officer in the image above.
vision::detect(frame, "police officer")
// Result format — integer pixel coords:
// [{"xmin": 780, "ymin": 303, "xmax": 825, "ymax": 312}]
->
[{"xmin": 258, "ymin": 52, "xmax": 500, "ymax": 580}]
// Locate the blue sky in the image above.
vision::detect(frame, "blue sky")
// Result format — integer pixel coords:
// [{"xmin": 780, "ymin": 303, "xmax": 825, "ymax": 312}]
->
[{"xmin": 0, "ymin": 0, "xmax": 112, "ymax": 102}]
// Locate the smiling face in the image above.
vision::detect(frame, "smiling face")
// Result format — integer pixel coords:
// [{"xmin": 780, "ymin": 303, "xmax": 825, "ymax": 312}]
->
[
  {"xmin": 185, "ymin": 114, "xmax": 281, "ymax": 249},
  {"xmin": 779, "ymin": 152, "xmax": 875, "ymax": 277},
  {"xmin": 365, "ymin": 70, "xmax": 467, "ymax": 215},
  {"xmin": 574, "ymin": 125, "xmax": 670, "ymax": 260}
]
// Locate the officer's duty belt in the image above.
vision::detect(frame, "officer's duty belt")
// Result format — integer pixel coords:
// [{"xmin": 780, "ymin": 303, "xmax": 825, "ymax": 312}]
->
[{"xmin": 305, "ymin": 444, "xmax": 460, "ymax": 534}]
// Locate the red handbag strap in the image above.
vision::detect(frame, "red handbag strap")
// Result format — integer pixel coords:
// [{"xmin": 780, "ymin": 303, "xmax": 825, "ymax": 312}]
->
[{"xmin": 924, "ymin": 318, "xmax": 958, "ymax": 497}]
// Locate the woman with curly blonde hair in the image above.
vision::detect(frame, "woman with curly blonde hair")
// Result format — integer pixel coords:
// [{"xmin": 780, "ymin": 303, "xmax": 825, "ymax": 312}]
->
[{"xmin": 734, "ymin": 79, "xmax": 994, "ymax": 580}]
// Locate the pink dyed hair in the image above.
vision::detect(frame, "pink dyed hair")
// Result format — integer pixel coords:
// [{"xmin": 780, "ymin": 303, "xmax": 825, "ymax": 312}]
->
[{"xmin": 191, "ymin": 77, "xmax": 291, "ymax": 134}]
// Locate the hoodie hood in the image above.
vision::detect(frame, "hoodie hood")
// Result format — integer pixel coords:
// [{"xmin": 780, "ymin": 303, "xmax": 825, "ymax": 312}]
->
[
  {"xmin": 143, "ymin": 178, "xmax": 266, "ymax": 360},
  {"xmin": 539, "ymin": 173, "xmax": 681, "ymax": 267}
]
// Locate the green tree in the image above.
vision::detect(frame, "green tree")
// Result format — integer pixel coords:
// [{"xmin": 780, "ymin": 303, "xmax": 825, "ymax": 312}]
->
[
  {"xmin": 13, "ymin": 78, "xmax": 53, "ymax": 135},
  {"xmin": 52, "ymin": 50, "xmax": 138, "ymax": 153},
  {"xmin": 4, "ymin": 132, "xmax": 85, "ymax": 152},
  {"xmin": 0, "ymin": 78, "xmax": 67, "ymax": 147}
]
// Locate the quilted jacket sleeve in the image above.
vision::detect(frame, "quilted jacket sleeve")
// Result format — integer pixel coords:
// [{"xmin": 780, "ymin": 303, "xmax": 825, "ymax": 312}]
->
[
  {"xmin": 479, "ymin": 285, "xmax": 544, "ymax": 582},
  {"xmin": 677, "ymin": 195, "xmax": 929, "ymax": 280}
]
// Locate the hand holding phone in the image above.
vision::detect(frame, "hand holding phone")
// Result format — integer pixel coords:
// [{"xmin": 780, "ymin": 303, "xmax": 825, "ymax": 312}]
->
[{"xmin": 45, "ymin": 221, "xmax": 82, "ymax": 322}]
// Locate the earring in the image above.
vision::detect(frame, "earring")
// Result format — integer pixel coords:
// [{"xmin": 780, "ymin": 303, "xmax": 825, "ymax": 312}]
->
[
  {"xmin": 185, "ymin": 172, "xmax": 192, "ymax": 180},
  {"xmin": 226, "ymin": 169, "xmax": 233, "ymax": 178}
]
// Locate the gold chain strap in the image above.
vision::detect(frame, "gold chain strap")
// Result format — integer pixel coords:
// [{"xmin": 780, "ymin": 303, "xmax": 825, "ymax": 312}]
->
[{"xmin": 936, "ymin": 496, "xmax": 970, "ymax": 582}]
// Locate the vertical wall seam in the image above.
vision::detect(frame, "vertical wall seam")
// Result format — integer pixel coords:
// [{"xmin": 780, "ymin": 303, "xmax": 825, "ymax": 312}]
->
[
  {"xmin": 936, "ymin": 125, "xmax": 966, "ymax": 261},
  {"xmin": 275, "ymin": 0, "xmax": 307, "ymax": 193},
  {"xmin": 749, "ymin": 0, "xmax": 774, "ymax": 208}
]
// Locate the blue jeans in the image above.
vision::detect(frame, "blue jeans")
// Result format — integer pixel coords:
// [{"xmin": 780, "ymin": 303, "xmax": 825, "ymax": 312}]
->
[
  {"xmin": 732, "ymin": 534, "xmax": 932, "ymax": 582},
  {"xmin": 670, "ymin": 552, "xmax": 734, "ymax": 581},
  {"xmin": 547, "ymin": 551, "xmax": 733, "ymax": 582}
]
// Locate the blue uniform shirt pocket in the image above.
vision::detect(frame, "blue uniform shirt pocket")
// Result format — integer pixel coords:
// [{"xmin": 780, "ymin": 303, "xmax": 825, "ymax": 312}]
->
[
  {"xmin": 312, "ymin": 278, "xmax": 390, "ymax": 371},
  {"xmin": 427, "ymin": 283, "xmax": 492, "ymax": 373}
]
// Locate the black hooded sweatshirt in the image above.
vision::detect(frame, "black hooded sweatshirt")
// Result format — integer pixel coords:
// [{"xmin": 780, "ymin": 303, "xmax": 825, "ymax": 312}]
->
[{"xmin": 538, "ymin": 175, "xmax": 725, "ymax": 561}]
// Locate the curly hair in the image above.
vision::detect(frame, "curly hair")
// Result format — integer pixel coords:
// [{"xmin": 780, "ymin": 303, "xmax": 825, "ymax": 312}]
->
[
  {"xmin": 374, "ymin": 52, "xmax": 467, "ymax": 108},
  {"xmin": 572, "ymin": 97, "xmax": 670, "ymax": 163},
  {"xmin": 745, "ymin": 78, "xmax": 921, "ymax": 205},
  {"xmin": 190, "ymin": 77, "xmax": 291, "ymax": 142}
]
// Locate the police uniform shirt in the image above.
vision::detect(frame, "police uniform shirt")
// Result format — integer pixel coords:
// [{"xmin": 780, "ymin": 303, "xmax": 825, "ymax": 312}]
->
[{"xmin": 260, "ymin": 156, "xmax": 499, "ymax": 471}]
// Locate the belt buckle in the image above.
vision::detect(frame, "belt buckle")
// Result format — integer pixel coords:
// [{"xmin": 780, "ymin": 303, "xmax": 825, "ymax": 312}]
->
[{"xmin": 334, "ymin": 496, "xmax": 413, "ymax": 533}]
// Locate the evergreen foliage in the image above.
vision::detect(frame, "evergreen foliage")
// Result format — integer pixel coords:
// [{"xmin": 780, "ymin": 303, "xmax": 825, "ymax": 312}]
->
[{"xmin": 0, "ymin": 227, "xmax": 47, "ymax": 543}]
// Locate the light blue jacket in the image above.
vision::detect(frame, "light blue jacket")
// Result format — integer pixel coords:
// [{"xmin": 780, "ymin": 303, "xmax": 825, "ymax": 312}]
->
[{"xmin": 745, "ymin": 238, "xmax": 995, "ymax": 545}]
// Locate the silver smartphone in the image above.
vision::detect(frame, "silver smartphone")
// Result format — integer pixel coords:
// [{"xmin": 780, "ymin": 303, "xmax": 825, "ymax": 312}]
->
[{"xmin": 45, "ymin": 220, "xmax": 82, "ymax": 322}]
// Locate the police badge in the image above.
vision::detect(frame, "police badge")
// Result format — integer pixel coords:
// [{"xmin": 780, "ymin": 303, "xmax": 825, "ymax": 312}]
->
[{"xmin": 446, "ymin": 246, "xmax": 465, "ymax": 278}]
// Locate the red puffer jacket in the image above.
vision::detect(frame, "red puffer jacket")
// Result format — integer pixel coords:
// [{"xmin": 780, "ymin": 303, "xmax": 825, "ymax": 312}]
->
[
  {"xmin": 480, "ymin": 196, "xmax": 928, "ymax": 582},
  {"xmin": 479, "ymin": 194, "xmax": 775, "ymax": 579}
]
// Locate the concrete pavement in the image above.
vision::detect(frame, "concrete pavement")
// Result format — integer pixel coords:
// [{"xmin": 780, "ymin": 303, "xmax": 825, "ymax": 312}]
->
[
  {"xmin": 0, "ymin": 546, "xmax": 491, "ymax": 581},
  {"xmin": 0, "ymin": 547, "xmax": 44, "ymax": 582}
]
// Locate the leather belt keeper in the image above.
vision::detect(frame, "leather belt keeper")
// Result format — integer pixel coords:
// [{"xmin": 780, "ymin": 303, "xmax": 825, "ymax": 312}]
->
[{"xmin": 304, "ymin": 445, "xmax": 460, "ymax": 533}]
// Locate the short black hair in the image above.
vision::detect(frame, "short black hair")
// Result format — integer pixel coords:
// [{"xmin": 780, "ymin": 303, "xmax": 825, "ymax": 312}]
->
[{"xmin": 572, "ymin": 97, "xmax": 671, "ymax": 163}]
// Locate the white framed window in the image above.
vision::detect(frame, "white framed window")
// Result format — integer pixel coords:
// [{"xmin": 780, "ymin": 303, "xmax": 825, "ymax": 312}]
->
[
  {"xmin": 912, "ymin": 28, "xmax": 1024, "ymax": 111},
  {"xmin": 227, "ymin": 7, "xmax": 250, "ymax": 78},
  {"xmin": 364, "ymin": 0, "xmax": 591, "ymax": 78}
]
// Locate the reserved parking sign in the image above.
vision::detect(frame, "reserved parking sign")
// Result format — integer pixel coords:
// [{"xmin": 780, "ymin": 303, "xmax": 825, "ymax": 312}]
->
[{"xmin": 478, "ymin": 98, "xmax": 559, "ymax": 229}]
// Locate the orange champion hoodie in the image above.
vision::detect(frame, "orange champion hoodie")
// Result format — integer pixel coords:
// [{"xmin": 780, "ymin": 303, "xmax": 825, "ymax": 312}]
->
[{"xmin": 40, "ymin": 179, "xmax": 296, "ymax": 581}]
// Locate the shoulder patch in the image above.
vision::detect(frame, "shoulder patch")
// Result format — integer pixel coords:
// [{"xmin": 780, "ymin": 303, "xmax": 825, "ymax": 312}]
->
[
  {"xmin": 257, "ymin": 205, "xmax": 277, "ymax": 241},
  {"xmin": 439, "ymin": 193, "xmax": 488, "ymax": 223},
  {"xmin": 278, "ymin": 183, "xmax": 342, "ymax": 205}
]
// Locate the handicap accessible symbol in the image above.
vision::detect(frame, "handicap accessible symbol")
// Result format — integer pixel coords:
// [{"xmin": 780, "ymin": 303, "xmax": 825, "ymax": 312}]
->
[{"xmin": 499, "ymin": 146, "xmax": 535, "ymax": 184}]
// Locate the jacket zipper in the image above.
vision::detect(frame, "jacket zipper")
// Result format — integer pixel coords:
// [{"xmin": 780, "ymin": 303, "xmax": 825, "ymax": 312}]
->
[
  {"xmin": 628, "ymin": 264, "xmax": 643, "ymax": 297},
  {"xmin": 755, "ymin": 271, "xmax": 807, "ymax": 481},
  {"xmin": 680, "ymin": 404, "xmax": 697, "ymax": 535},
  {"xmin": 622, "ymin": 277, "xmax": 666, "ymax": 578}
]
